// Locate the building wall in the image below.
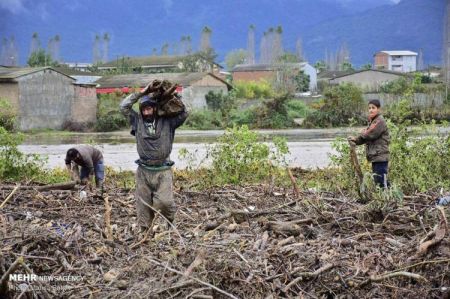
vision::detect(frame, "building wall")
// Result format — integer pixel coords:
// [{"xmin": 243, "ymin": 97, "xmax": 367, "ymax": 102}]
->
[
  {"xmin": 330, "ymin": 71, "xmax": 402, "ymax": 92},
  {"xmin": 302, "ymin": 64, "xmax": 318, "ymax": 91},
  {"xmin": 16, "ymin": 69, "xmax": 75, "ymax": 130},
  {"xmin": 374, "ymin": 53, "xmax": 389, "ymax": 69},
  {"xmin": 182, "ymin": 85, "xmax": 228, "ymax": 109},
  {"xmin": 388, "ymin": 55, "xmax": 417, "ymax": 73},
  {"xmin": 0, "ymin": 83, "xmax": 20, "ymax": 112},
  {"xmin": 72, "ymin": 85, "xmax": 97, "ymax": 124}
]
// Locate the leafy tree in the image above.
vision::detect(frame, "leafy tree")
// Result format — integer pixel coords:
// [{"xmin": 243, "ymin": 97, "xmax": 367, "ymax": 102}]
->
[
  {"xmin": 277, "ymin": 52, "xmax": 299, "ymax": 63},
  {"xmin": 304, "ymin": 83, "xmax": 366, "ymax": 127},
  {"xmin": 27, "ymin": 49, "xmax": 58, "ymax": 67},
  {"xmin": 314, "ymin": 60, "xmax": 327, "ymax": 73},
  {"xmin": 181, "ymin": 49, "xmax": 218, "ymax": 72},
  {"xmin": 225, "ymin": 49, "xmax": 247, "ymax": 70},
  {"xmin": 342, "ymin": 61, "xmax": 354, "ymax": 71},
  {"xmin": 294, "ymin": 70, "xmax": 310, "ymax": 92},
  {"xmin": 361, "ymin": 63, "xmax": 372, "ymax": 70}
]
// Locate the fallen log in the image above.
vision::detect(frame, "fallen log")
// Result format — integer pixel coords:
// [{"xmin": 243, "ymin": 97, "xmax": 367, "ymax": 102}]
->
[{"xmin": 36, "ymin": 181, "xmax": 77, "ymax": 192}]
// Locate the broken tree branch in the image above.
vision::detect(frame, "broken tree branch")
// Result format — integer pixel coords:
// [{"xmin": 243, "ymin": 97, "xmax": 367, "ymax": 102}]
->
[{"xmin": 146, "ymin": 257, "xmax": 238, "ymax": 299}]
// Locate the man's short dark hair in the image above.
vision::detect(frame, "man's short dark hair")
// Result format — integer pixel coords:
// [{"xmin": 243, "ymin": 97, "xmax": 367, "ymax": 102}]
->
[
  {"xmin": 368, "ymin": 99, "xmax": 381, "ymax": 108},
  {"xmin": 67, "ymin": 148, "xmax": 78, "ymax": 160}
]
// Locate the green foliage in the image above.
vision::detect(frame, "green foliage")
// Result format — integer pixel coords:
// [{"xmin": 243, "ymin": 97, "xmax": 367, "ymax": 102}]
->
[
  {"xmin": 293, "ymin": 70, "xmax": 310, "ymax": 92},
  {"xmin": 225, "ymin": 49, "xmax": 247, "ymax": 70},
  {"xmin": 205, "ymin": 90, "xmax": 236, "ymax": 113},
  {"xmin": 387, "ymin": 121, "xmax": 450, "ymax": 193},
  {"xmin": 0, "ymin": 127, "xmax": 45, "ymax": 181},
  {"xmin": 361, "ymin": 63, "xmax": 372, "ymax": 70},
  {"xmin": 277, "ymin": 52, "xmax": 299, "ymax": 63},
  {"xmin": 181, "ymin": 49, "xmax": 218, "ymax": 72},
  {"xmin": 286, "ymin": 100, "xmax": 311, "ymax": 119},
  {"xmin": 251, "ymin": 94, "xmax": 295, "ymax": 129},
  {"xmin": 380, "ymin": 74, "xmax": 432, "ymax": 95},
  {"xmin": 183, "ymin": 109, "xmax": 222, "ymax": 130},
  {"xmin": 229, "ymin": 107, "xmax": 257, "ymax": 126},
  {"xmin": 27, "ymin": 49, "xmax": 58, "ymax": 67},
  {"xmin": 0, "ymin": 99, "xmax": 16, "ymax": 131},
  {"xmin": 180, "ymin": 125, "xmax": 289, "ymax": 186},
  {"xmin": 95, "ymin": 93, "xmax": 128, "ymax": 131},
  {"xmin": 327, "ymin": 122, "xmax": 450, "ymax": 196},
  {"xmin": 314, "ymin": 60, "xmax": 327, "ymax": 73},
  {"xmin": 234, "ymin": 80, "xmax": 274, "ymax": 99},
  {"xmin": 303, "ymin": 83, "xmax": 366, "ymax": 127}
]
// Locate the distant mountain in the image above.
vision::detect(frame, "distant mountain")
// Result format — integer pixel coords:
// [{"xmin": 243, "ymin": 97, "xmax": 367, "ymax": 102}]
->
[
  {"xmin": 0, "ymin": 0, "xmax": 444, "ymax": 67},
  {"xmin": 302, "ymin": 0, "xmax": 445, "ymax": 66}
]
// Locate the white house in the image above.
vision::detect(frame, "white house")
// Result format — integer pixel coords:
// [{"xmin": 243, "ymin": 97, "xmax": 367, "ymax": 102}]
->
[{"xmin": 374, "ymin": 50, "xmax": 418, "ymax": 73}]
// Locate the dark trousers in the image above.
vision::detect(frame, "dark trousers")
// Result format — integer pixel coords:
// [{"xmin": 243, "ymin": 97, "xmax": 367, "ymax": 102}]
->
[{"xmin": 372, "ymin": 161, "xmax": 389, "ymax": 189}]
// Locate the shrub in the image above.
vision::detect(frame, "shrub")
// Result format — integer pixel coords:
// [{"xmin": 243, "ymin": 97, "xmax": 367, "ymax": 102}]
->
[
  {"xmin": 95, "ymin": 93, "xmax": 128, "ymax": 132},
  {"xmin": 234, "ymin": 80, "xmax": 274, "ymax": 99},
  {"xmin": 286, "ymin": 100, "xmax": 311, "ymax": 119},
  {"xmin": 327, "ymin": 121, "xmax": 450, "ymax": 195},
  {"xmin": 0, "ymin": 127, "xmax": 45, "ymax": 181},
  {"xmin": 303, "ymin": 83, "xmax": 366, "ymax": 127},
  {"xmin": 208, "ymin": 125, "xmax": 289, "ymax": 185},
  {"xmin": 0, "ymin": 99, "xmax": 16, "ymax": 131},
  {"xmin": 229, "ymin": 107, "xmax": 257, "ymax": 127},
  {"xmin": 254, "ymin": 94, "xmax": 295, "ymax": 129},
  {"xmin": 183, "ymin": 109, "xmax": 222, "ymax": 130}
]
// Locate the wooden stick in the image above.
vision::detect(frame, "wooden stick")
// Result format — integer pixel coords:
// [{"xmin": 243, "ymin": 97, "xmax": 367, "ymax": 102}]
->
[
  {"xmin": 348, "ymin": 142, "xmax": 363, "ymax": 185},
  {"xmin": 0, "ymin": 256, "xmax": 23, "ymax": 295},
  {"xmin": 55, "ymin": 250, "xmax": 74, "ymax": 271},
  {"xmin": 146, "ymin": 257, "xmax": 238, "ymax": 299},
  {"xmin": 184, "ymin": 250, "xmax": 206, "ymax": 277},
  {"xmin": 104, "ymin": 196, "xmax": 113, "ymax": 241},
  {"xmin": 286, "ymin": 168, "xmax": 300, "ymax": 198},
  {"xmin": 36, "ymin": 181, "xmax": 76, "ymax": 192},
  {"xmin": 416, "ymin": 206, "xmax": 448, "ymax": 257},
  {"xmin": 359, "ymin": 271, "xmax": 427, "ymax": 288},
  {"xmin": 284, "ymin": 263, "xmax": 334, "ymax": 292},
  {"xmin": 0, "ymin": 184, "xmax": 20, "ymax": 209}
]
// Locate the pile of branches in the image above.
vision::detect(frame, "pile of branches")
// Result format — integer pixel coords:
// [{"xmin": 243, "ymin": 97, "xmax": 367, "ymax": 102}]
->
[
  {"xmin": 146, "ymin": 79, "xmax": 185, "ymax": 117},
  {"xmin": 0, "ymin": 182, "xmax": 449, "ymax": 298}
]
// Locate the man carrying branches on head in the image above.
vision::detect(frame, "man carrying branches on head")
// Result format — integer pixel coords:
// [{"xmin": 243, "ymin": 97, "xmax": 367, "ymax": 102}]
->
[{"xmin": 120, "ymin": 80, "xmax": 188, "ymax": 235}]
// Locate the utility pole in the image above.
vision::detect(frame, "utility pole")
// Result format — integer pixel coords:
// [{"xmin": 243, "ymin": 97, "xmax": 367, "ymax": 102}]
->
[{"xmin": 444, "ymin": 0, "xmax": 450, "ymax": 98}]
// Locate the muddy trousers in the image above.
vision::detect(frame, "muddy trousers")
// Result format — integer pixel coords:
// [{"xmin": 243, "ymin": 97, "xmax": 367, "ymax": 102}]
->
[{"xmin": 135, "ymin": 166, "xmax": 176, "ymax": 231}]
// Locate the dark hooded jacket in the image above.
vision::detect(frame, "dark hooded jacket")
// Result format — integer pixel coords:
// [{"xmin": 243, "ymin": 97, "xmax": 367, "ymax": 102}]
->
[
  {"xmin": 355, "ymin": 113, "xmax": 390, "ymax": 162},
  {"xmin": 120, "ymin": 93, "xmax": 188, "ymax": 164}
]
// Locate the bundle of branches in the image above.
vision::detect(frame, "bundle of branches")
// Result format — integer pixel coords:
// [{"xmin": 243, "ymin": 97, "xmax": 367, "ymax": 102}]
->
[{"xmin": 147, "ymin": 79, "xmax": 185, "ymax": 117}]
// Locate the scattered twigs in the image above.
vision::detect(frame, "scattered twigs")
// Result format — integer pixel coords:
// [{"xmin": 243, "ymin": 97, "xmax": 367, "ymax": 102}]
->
[
  {"xmin": 284, "ymin": 263, "xmax": 335, "ymax": 292},
  {"xmin": 55, "ymin": 250, "xmax": 74, "ymax": 271},
  {"xmin": 286, "ymin": 168, "xmax": 300, "ymax": 198},
  {"xmin": 416, "ymin": 206, "xmax": 448, "ymax": 257},
  {"xmin": 104, "ymin": 196, "xmax": 113, "ymax": 241},
  {"xmin": 146, "ymin": 257, "xmax": 239, "ymax": 299},
  {"xmin": 358, "ymin": 271, "xmax": 427, "ymax": 288},
  {"xmin": 184, "ymin": 250, "xmax": 206, "ymax": 277},
  {"xmin": 0, "ymin": 256, "xmax": 23, "ymax": 294},
  {"xmin": 0, "ymin": 184, "xmax": 20, "ymax": 209}
]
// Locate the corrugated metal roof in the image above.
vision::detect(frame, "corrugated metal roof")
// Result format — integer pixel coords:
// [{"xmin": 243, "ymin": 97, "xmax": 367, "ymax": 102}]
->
[
  {"xmin": 232, "ymin": 63, "xmax": 308, "ymax": 72},
  {"xmin": 0, "ymin": 67, "xmax": 75, "ymax": 81},
  {"xmin": 95, "ymin": 72, "xmax": 231, "ymax": 89},
  {"xmin": 380, "ymin": 50, "xmax": 418, "ymax": 56}
]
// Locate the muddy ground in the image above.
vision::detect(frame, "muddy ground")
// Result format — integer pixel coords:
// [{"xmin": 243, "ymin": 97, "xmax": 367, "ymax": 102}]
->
[{"xmin": 0, "ymin": 181, "xmax": 449, "ymax": 298}]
